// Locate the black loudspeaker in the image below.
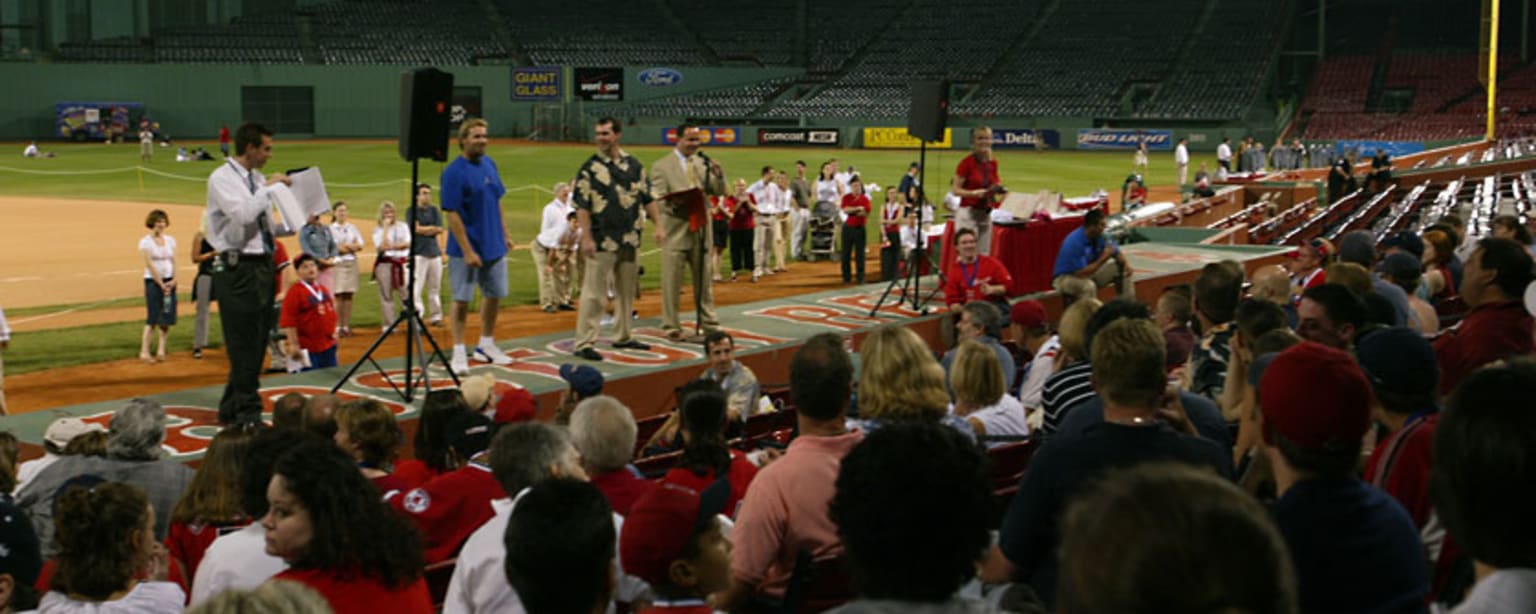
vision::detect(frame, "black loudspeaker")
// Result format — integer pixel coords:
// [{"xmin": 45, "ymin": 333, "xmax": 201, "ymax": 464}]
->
[
  {"xmin": 907, "ymin": 80, "xmax": 949, "ymax": 143},
  {"xmin": 400, "ymin": 68, "xmax": 454, "ymax": 162}
]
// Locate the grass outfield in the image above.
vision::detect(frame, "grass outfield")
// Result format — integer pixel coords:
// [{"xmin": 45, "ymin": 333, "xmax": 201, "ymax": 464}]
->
[{"xmin": 0, "ymin": 140, "xmax": 1180, "ymax": 375}]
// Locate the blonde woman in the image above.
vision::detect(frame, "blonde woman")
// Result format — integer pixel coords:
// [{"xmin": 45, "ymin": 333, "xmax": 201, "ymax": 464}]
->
[
  {"xmin": 329, "ymin": 202, "xmax": 365, "ymax": 337},
  {"xmin": 372, "ymin": 201, "xmax": 411, "ymax": 325},
  {"xmin": 853, "ymin": 325, "xmax": 973, "ymax": 441},
  {"xmin": 950, "ymin": 340, "xmax": 1028, "ymax": 446},
  {"xmin": 1040, "ymin": 298, "xmax": 1102, "ymax": 435}
]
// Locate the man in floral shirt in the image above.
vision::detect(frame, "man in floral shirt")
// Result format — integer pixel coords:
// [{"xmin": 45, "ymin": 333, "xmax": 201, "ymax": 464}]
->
[{"xmin": 572, "ymin": 117, "xmax": 663, "ymax": 362}]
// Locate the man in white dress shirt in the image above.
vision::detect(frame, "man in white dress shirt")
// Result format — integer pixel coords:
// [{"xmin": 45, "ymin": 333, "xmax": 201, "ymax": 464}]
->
[
  {"xmin": 1175, "ymin": 137, "xmax": 1190, "ymax": 186},
  {"xmin": 444, "ymin": 422, "xmax": 651, "ymax": 614},
  {"xmin": 747, "ymin": 166, "xmax": 785, "ymax": 279},
  {"xmin": 1216, "ymin": 137, "xmax": 1233, "ymax": 175},
  {"xmin": 533, "ymin": 183, "xmax": 575, "ymax": 313},
  {"xmin": 204, "ymin": 122, "xmax": 289, "ymax": 425}
]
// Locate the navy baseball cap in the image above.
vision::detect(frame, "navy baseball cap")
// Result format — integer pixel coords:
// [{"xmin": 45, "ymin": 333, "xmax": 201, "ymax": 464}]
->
[
  {"xmin": 1354, "ymin": 326, "xmax": 1439, "ymax": 397},
  {"xmin": 559, "ymin": 364, "xmax": 605, "ymax": 397},
  {"xmin": 1380, "ymin": 231, "xmax": 1425, "ymax": 259}
]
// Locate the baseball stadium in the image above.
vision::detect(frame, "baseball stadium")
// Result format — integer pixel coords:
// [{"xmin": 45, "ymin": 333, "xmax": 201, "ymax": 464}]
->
[{"xmin": 0, "ymin": 0, "xmax": 1533, "ymax": 611}]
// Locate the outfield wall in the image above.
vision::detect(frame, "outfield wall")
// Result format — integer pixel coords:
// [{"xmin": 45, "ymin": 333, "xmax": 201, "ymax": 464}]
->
[{"xmin": 2, "ymin": 62, "xmax": 1290, "ymax": 149}]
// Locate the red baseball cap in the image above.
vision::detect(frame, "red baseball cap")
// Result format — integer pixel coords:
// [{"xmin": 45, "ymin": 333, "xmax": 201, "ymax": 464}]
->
[
  {"xmin": 491, "ymin": 384, "xmax": 537, "ymax": 424},
  {"xmin": 1010, "ymin": 300, "xmax": 1047, "ymax": 329},
  {"xmin": 1259, "ymin": 342, "xmax": 1375, "ymax": 451},
  {"xmin": 619, "ymin": 479, "xmax": 730, "ymax": 587}
]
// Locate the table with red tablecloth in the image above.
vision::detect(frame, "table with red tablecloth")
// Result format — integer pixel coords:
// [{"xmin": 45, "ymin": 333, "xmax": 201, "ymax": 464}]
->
[{"xmin": 937, "ymin": 199, "xmax": 1109, "ymax": 296}]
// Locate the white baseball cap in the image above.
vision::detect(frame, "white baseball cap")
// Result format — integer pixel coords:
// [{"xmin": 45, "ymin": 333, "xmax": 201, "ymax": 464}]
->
[{"xmin": 43, "ymin": 417, "xmax": 106, "ymax": 449}]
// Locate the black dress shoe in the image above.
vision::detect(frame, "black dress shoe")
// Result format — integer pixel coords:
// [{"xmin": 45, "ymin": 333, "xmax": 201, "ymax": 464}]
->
[
  {"xmin": 557, "ymin": 303, "xmax": 576, "ymax": 311},
  {"xmin": 573, "ymin": 347, "xmax": 604, "ymax": 361},
  {"xmin": 612, "ymin": 339, "xmax": 651, "ymax": 350}
]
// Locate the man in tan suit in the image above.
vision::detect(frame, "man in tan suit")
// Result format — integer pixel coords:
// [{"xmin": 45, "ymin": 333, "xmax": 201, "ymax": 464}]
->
[{"xmin": 650, "ymin": 124, "xmax": 727, "ymax": 341}]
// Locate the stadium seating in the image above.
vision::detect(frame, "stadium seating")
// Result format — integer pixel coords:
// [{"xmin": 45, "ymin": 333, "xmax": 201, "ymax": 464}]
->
[
  {"xmin": 669, "ymin": 0, "xmax": 797, "ymax": 66},
  {"xmin": 312, "ymin": 0, "xmax": 509, "ymax": 65},
  {"xmin": 498, "ymin": 0, "xmax": 710, "ymax": 66},
  {"xmin": 1135, "ymin": 0, "xmax": 1288, "ymax": 120},
  {"xmin": 957, "ymin": 0, "xmax": 1206, "ymax": 119}
]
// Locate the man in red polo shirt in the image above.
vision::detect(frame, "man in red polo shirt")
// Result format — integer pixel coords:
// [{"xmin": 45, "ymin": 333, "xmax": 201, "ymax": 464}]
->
[
  {"xmin": 952, "ymin": 127, "xmax": 1005, "ymax": 254},
  {"xmin": 1433, "ymin": 237, "xmax": 1535, "ymax": 395},
  {"xmin": 944, "ymin": 227, "xmax": 1012, "ymax": 312}
]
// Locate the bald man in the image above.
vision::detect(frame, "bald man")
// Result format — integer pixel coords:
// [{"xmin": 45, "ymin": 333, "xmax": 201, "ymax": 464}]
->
[{"xmin": 1249, "ymin": 265, "xmax": 1297, "ymax": 328}]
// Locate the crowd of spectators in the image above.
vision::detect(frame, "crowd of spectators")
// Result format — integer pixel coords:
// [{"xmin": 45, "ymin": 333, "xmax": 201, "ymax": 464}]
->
[{"xmin": 3, "ymin": 215, "xmax": 1536, "ymax": 613}]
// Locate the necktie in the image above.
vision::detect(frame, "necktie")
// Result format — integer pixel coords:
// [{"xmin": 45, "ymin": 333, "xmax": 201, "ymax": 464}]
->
[
  {"xmin": 686, "ymin": 156, "xmax": 700, "ymax": 190},
  {"xmin": 249, "ymin": 171, "xmax": 275, "ymax": 254}
]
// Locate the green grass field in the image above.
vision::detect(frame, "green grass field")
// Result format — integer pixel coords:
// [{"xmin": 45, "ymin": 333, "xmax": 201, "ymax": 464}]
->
[{"xmin": 0, "ymin": 140, "xmax": 1179, "ymax": 375}]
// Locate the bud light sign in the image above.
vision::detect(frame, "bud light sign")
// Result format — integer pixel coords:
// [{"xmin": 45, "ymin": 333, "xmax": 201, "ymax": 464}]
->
[
  {"xmin": 989, "ymin": 129, "xmax": 1061, "ymax": 150},
  {"xmin": 1076, "ymin": 129, "xmax": 1173, "ymax": 151},
  {"xmin": 637, "ymin": 67, "xmax": 684, "ymax": 87}
]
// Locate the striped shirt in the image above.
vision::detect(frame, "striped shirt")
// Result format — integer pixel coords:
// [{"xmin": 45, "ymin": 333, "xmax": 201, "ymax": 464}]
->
[{"xmin": 1041, "ymin": 361, "xmax": 1095, "ymax": 436}]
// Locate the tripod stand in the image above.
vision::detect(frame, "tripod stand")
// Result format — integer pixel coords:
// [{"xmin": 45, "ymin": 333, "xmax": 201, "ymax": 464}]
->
[
  {"xmin": 331, "ymin": 158, "xmax": 459, "ymax": 401},
  {"xmin": 870, "ymin": 141, "xmax": 947, "ymax": 316}
]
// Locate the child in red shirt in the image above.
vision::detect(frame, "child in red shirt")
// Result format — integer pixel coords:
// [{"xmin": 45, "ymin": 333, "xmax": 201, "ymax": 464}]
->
[
  {"xmin": 621, "ymin": 480, "xmax": 733, "ymax": 614},
  {"xmin": 280, "ymin": 254, "xmax": 338, "ymax": 370}
]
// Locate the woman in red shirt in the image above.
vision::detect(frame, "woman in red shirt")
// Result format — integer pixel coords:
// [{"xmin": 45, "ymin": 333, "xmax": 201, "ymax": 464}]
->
[
  {"xmin": 333, "ymin": 400, "xmax": 411, "ymax": 499},
  {"xmin": 710, "ymin": 195, "xmax": 730, "ymax": 282},
  {"xmin": 841, "ymin": 175, "xmax": 871, "ymax": 284},
  {"xmin": 726, "ymin": 179, "xmax": 757, "ymax": 282},
  {"xmin": 262, "ymin": 440, "xmax": 431, "ymax": 614},
  {"xmin": 661, "ymin": 381, "xmax": 758, "ymax": 518},
  {"xmin": 167, "ymin": 425, "xmax": 259, "ymax": 584},
  {"xmin": 879, "ymin": 186, "xmax": 906, "ymax": 282}
]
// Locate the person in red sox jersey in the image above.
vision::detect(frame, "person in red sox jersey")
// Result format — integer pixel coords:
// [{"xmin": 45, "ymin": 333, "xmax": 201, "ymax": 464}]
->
[
  {"xmin": 279, "ymin": 254, "xmax": 338, "ymax": 370},
  {"xmin": 943, "ymin": 227, "xmax": 1012, "ymax": 313}
]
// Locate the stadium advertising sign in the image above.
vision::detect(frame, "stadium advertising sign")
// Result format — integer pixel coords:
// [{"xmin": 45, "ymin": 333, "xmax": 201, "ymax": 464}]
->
[
  {"xmin": 863, "ymin": 127, "xmax": 953, "ymax": 149},
  {"xmin": 663, "ymin": 126, "xmax": 741, "ymax": 146},
  {"xmin": 757, "ymin": 128, "xmax": 841, "ymax": 147},
  {"xmin": 989, "ymin": 128, "xmax": 1061, "ymax": 150},
  {"xmin": 1335, "ymin": 140, "xmax": 1425, "ymax": 158},
  {"xmin": 574, "ymin": 67, "xmax": 624, "ymax": 101},
  {"xmin": 637, "ymin": 67, "xmax": 685, "ymax": 87},
  {"xmin": 1076, "ymin": 129, "xmax": 1173, "ymax": 151},
  {"xmin": 511, "ymin": 66, "xmax": 562, "ymax": 101}
]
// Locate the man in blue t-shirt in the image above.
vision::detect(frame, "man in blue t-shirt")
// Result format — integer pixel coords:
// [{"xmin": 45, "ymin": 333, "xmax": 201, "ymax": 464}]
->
[
  {"xmin": 441, "ymin": 119, "xmax": 517, "ymax": 375},
  {"xmin": 1051, "ymin": 208, "xmax": 1131, "ymax": 303}
]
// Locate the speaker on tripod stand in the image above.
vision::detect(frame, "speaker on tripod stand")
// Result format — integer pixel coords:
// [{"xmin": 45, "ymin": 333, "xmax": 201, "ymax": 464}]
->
[
  {"xmin": 870, "ymin": 80, "xmax": 950, "ymax": 316},
  {"xmin": 331, "ymin": 67, "xmax": 459, "ymax": 400}
]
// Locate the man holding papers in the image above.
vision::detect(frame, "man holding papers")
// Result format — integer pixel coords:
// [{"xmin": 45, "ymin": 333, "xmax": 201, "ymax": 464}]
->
[{"xmin": 650, "ymin": 124, "xmax": 727, "ymax": 341}]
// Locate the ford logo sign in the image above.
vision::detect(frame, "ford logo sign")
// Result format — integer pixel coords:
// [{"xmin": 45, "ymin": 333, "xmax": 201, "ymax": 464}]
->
[{"xmin": 637, "ymin": 68, "xmax": 684, "ymax": 87}]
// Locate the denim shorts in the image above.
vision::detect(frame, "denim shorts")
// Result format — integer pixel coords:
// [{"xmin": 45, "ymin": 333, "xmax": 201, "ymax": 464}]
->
[{"xmin": 448, "ymin": 255, "xmax": 509, "ymax": 302}]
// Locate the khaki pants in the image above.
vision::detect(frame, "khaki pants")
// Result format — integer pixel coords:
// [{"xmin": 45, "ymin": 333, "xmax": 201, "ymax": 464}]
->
[
  {"xmin": 661, "ymin": 240, "xmax": 718, "ymax": 333},
  {"xmin": 411, "ymin": 255, "xmax": 444, "ymax": 321},
  {"xmin": 774, "ymin": 214, "xmax": 791, "ymax": 269},
  {"xmin": 754, "ymin": 215, "xmax": 782, "ymax": 274},
  {"xmin": 1051, "ymin": 258, "xmax": 1131, "ymax": 301},
  {"xmin": 574, "ymin": 248, "xmax": 638, "ymax": 351},
  {"xmin": 531, "ymin": 242, "xmax": 571, "ymax": 309}
]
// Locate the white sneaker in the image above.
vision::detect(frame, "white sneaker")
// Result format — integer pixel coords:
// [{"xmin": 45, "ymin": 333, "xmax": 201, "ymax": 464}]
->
[
  {"xmin": 601, "ymin": 314, "xmax": 615, "ymax": 327},
  {"xmin": 449, "ymin": 352, "xmax": 470, "ymax": 376},
  {"xmin": 475, "ymin": 343, "xmax": 515, "ymax": 365}
]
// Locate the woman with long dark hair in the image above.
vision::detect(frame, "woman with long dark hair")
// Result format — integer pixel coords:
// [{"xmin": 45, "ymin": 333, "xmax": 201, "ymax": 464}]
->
[
  {"xmin": 393, "ymin": 389, "xmax": 471, "ymax": 488},
  {"xmin": 660, "ymin": 381, "xmax": 758, "ymax": 517},
  {"xmin": 167, "ymin": 425, "xmax": 260, "ymax": 582},
  {"xmin": 262, "ymin": 440, "xmax": 429, "ymax": 613}
]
